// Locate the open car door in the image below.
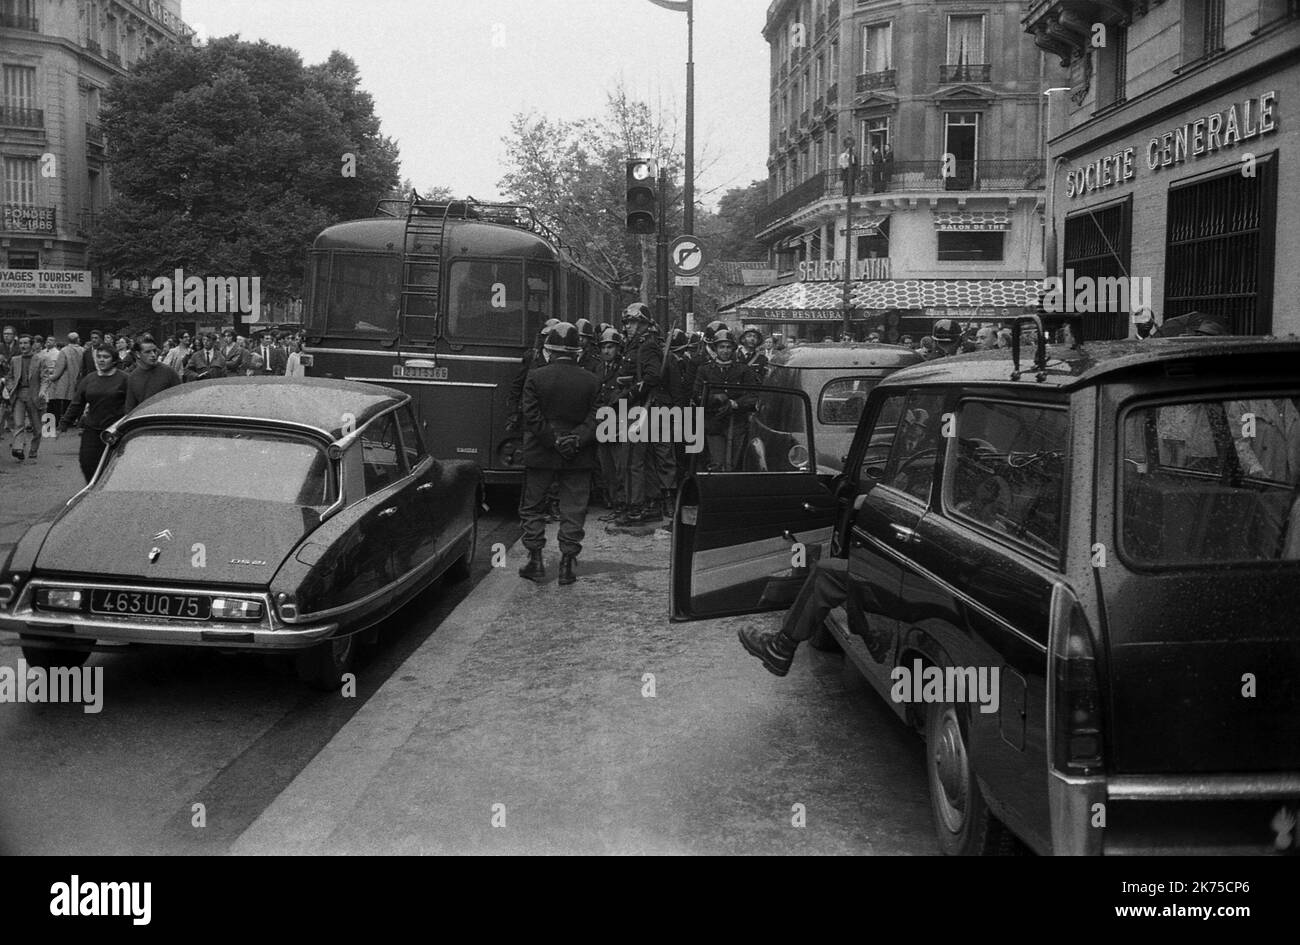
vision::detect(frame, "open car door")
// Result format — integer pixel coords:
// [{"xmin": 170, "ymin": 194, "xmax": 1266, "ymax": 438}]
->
[{"xmin": 670, "ymin": 385, "xmax": 837, "ymax": 621}]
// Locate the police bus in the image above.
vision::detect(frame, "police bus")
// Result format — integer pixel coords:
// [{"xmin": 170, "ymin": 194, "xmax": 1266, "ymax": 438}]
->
[{"xmin": 301, "ymin": 196, "xmax": 615, "ymax": 482}]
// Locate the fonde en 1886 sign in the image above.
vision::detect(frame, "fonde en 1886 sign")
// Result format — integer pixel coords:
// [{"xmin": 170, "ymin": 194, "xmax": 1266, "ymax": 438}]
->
[
  {"xmin": 1, "ymin": 205, "xmax": 56, "ymax": 233},
  {"xmin": 1066, "ymin": 91, "xmax": 1278, "ymax": 199}
]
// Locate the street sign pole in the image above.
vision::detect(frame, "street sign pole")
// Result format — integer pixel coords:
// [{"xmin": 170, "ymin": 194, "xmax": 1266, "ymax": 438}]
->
[
  {"xmin": 657, "ymin": 166, "xmax": 670, "ymax": 335},
  {"xmin": 684, "ymin": 0, "xmax": 695, "ymax": 332},
  {"xmin": 842, "ymin": 136, "xmax": 856, "ymax": 340}
]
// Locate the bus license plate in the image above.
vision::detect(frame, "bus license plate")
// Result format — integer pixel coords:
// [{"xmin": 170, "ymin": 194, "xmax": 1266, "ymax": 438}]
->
[
  {"xmin": 90, "ymin": 590, "xmax": 211, "ymax": 620},
  {"xmin": 393, "ymin": 365, "xmax": 448, "ymax": 380}
]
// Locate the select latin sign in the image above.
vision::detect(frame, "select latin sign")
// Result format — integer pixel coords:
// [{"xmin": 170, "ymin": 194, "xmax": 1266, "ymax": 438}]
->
[
  {"xmin": 798, "ymin": 258, "xmax": 891, "ymax": 281},
  {"xmin": 1066, "ymin": 91, "xmax": 1278, "ymax": 199},
  {"xmin": 0, "ymin": 269, "xmax": 92, "ymax": 297}
]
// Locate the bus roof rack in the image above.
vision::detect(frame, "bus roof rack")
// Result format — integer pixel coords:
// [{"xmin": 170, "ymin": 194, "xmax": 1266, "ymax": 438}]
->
[{"xmin": 375, "ymin": 193, "xmax": 585, "ymax": 265}]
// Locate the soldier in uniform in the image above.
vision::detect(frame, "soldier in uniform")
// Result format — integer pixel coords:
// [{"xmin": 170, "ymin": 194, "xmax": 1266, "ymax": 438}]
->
[
  {"xmin": 737, "ymin": 325, "xmax": 768, "ymax": 382},
  {"xmin": 922, "ymin": 318, "xmax": 962, "ymax": 361},
  {"xmin": 665, "ymin": 328, "xmax": 694, "ymax": 488},
  {"xmin": 518, "ymin": 322, "xmax": 602, "ymax": 586},
  {"xmin": 693, "ymin": 328, "xmax": 757, "ymax": 471},
  {"xmin": 575, "ymin": 318, "xmax": 601, "ymax": 374},
  {"xmin": 508, "ymin": 317, "xmax": 561, "ymax": 430},
  {"xmin": 617, "ymin": 303, "xmax": 673, "ymax": 525},
  {"xmin": 595, "ymin": 327, "xmax": 630, "ymax": 522}
]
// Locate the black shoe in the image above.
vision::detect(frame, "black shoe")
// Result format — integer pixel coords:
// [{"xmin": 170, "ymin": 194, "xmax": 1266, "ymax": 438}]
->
[
  {"xmin": 738, "ymin": 626, "xmax": 798, "ymax": 677},
  {"xmin": 599, "ymin": 504, "xmax": 625, "ymax": 523},
  {"xmin": 518, "ymin": 549, "xmax": 545, "ymax": 582},
  {"xmin": 11, "ymin": 446, "xmax": 23, "ymax": 462},
  {"xmin": 558, "ymin": 554, "xmax": 576, "ymax": 585}
]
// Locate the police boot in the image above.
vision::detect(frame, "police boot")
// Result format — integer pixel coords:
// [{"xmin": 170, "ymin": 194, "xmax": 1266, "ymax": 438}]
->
[
  {"xmin": 558, "ymin": 554, "xmax": 577, "ymax": 586},
  {"xmin": 661, "ymin": 490, "xmax": 676, "ymax": 520},
  {"xmin": 518, "ymin": 549, "xmax": 545, "ymax": 582},
  {"xmin": 737, "ymin": 626, "xmax": 799, "ymax": 677}
]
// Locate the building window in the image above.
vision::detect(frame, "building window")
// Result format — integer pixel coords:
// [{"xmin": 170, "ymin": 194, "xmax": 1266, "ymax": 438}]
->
[
  {"xmin": 801, "ymin": 69, "xmax": 810, "ymax": 112},
  {"xmin": 2, "ymin": 65, "xmax": 37, "ymax": 121},
  {"xmin": 0, "ymin": 0, "xmax": 38, "ymax": 30},
  {"xmin": 1165, "ymin": 158, "xmax": 1277, "ymax": 335},
  {"xmin": 943, "ymin": 112, "xmax": 979, "ymax": 189},
  {"xmin": 937, "ymin": 231, "xmax": 1004, "ymax": 262},
  {"xmin": 6, "ymin": 249, "xmax": 39, "ymax": 268},
  {"xmin": 829, "ymin": 38, "xmax": 838, "ymax": 77},
  {"xmin": 863, "ymin": 23, "xmax": 891, "ymax": 73},
  {"xmin": 3, "ymin": 156, "xmax": 38, "ymax": 206},
  {"xmin": 815, "ymin": 55, "xmax": 824, "ymax": 95},
  {"xmin": 1259, "ymin": 0, "xmax": 1300, "ymax": 29},
  {"xmin": 1063, "ymin": 197, "xmax": 1132, "ymax": 341},
  {"xmin": 1183, "ymin": 0, "xmax": 1226, "ymax": 64},
  {"xmin": 947, "ymin": 15, "xmax": 985, "ymax": 65},
  {"xmin": 1095, "ymin": 25, "xmax": 1127, "ymax": 109}
]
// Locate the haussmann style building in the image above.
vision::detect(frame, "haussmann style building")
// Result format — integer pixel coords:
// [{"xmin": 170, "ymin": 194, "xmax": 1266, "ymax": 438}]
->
[
  {"xmin": 724, "ymin": 0, "xmax": 1069, "ymax": 341},
  {"xmin": 0, "ymin": 0, "xmax": 192, "ymax": 340}
]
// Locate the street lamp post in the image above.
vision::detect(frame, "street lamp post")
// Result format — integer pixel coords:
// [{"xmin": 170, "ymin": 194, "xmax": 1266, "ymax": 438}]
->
[{"xmin": 840, "ymin": 136, "xmax": 857, "ymax": 339}]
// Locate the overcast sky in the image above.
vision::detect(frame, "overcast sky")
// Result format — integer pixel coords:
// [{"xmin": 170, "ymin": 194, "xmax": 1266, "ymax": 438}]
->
[{"xmin": 184, "ymin": 0, "xmax": 772, "ymax": 209}]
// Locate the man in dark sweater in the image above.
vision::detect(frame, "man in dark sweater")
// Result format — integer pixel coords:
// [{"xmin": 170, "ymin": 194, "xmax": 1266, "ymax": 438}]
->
[{"xmin": 124, "ymin": 337, "xmax": 181, "ymax": 413}]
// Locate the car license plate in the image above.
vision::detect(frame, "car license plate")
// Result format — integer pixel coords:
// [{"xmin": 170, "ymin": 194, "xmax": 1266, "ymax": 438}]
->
[
  {"xmin": 393, "ymin": 364, "xmax": 448, "ymax": 380},
  {"xmin": 90, "ymin": 590, "xmax": 211, "ymax": 620}
]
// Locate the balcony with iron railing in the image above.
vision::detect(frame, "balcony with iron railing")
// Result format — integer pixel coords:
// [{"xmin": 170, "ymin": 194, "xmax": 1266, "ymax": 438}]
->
[
  {"xmin": 1024, "ymin": 1, "xmax": 1134, "ymax": 65},
  {"xmin": 77, "ymin": 209, "xmax": 98, "ymax": 237},
  {"xmin": 856, "ymin": 70, "xmax": 896, "ymax": 92},
  {"xmin": 940, "ymin": 63, "xmax": 990, "ymax": 83},
  {"xmin": 826, "ymin": 83, "xmax": 838, "ymax": 106},
  {"xmin": 0, "ymin": 106, "xmax": 44, "ymax": 129},
  {"xmin": 0, "ymin": 12, "xmax": 39, "ymax": 31},
  {"xmin": 86, "ymin": 123, "xmax": 107, "ymax": 151},
  {"xmin": 758, "ymin": 159, "xmax": 1045, "ymax": 230}
]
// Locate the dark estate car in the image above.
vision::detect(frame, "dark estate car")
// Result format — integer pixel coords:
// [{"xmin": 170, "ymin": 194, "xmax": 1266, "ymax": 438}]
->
[
  {"xmin": 673, "ymin": 332, "xmax": 1300, "ymax": 855},
  {"xmin": 0, "ymin": 378, "xmax": 480, "ymax": 689}
]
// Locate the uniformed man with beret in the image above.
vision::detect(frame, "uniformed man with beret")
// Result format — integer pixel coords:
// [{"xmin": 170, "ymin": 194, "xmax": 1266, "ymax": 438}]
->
[{"xmin": 518, "ymin": 321, "xmax": 603, "ymax": 586}]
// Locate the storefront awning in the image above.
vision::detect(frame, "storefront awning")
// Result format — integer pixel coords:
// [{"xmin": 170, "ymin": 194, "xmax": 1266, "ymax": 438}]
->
[
  {"xmin": 839, "ymin": 214, "xmax": 890, "ymax": 237},
  {"xmin": 932, "ymin": 210, "xmax": 1011, "ymax": 231},
  {"xmin": 720, "ymin": 278, "xmax": 1042, "ymax": 321}
]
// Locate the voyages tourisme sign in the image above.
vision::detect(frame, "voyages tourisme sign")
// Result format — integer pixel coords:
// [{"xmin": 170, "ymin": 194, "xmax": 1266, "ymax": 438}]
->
[{"xmin": 0, "ymin": 269, "xmax": 92, "ymax": 298}]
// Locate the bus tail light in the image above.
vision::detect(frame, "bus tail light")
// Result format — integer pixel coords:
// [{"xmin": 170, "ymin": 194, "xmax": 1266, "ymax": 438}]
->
[{"xmin": 1047, "ymin": 583, "xmax": 1104, "ymax": 776}]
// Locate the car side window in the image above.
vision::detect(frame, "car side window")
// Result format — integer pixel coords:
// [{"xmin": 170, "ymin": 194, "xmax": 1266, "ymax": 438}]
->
[
  {"xmin": 360, "ymin": 412, "xmax": 407, "ymax": 495},
  {"xmin": 396, "ymin": 404, "xmax": 426, "ymax": 468},
  {"xmin": 880, "ymin": 392, "xmax": 947, "ymax": 503},
  {"xmin": 944, "ymin": 399, "xmax": 1069, "ymax": 556},
  {"xmin": 856, "ymin": 394, "xmax": 905, "ymax": 487}
]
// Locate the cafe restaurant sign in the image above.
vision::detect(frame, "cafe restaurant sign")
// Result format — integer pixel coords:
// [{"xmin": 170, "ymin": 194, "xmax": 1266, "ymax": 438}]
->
[
  {"xmin": 0, "ymin": 269, "xmax": 92, "ymax": 298},
  {"xmin": 798, "ymin": 258, "xmax": 891, "ymax": 282},
  {"xmin": 1066, "ymin": 91, "xmax": 1277, "ymax": 199}
]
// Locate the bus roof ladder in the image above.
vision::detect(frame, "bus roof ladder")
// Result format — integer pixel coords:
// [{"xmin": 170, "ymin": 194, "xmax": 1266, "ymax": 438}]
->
[{"xmin": 399, "ymin": 197, "xmax": 452, "ymax": 349}]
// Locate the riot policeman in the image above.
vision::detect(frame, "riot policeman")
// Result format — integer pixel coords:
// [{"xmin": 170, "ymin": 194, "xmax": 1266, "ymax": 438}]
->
[
  {"xmin": 617, "ymin": 302, "xmax": 675, "ymax": 525},
  {"xmin": 575, "ymin": 318, "xmax": 601, "ymax": 374},
  {"xmin": 693, "ymin": 328, "xmax": 757, "ymax": 471},
  {"xmin": 595, "ymin": 327, "xmax": 629, "ymax": 522},
  {"xmin": 737, "ymin": 324, "xmax": 768, "ymax": 381},
  {"xmin": 518, "ymin": 321, "xmax": 603, "ymax": 586},
  {"xmin": 923, "ymin": 318, "xmax": 962, "ymax": 360}
]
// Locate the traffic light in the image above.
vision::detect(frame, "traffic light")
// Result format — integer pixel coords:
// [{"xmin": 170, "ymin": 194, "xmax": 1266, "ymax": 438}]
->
[{"xmin": 626, "ymin": 157, "xmax": 657, "ymax": 234}]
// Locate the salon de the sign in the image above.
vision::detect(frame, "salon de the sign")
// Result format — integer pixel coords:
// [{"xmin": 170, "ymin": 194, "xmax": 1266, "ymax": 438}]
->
[{"xmin": 1065, "ymin": 90, "xmax": 1278, "ymax": 200}]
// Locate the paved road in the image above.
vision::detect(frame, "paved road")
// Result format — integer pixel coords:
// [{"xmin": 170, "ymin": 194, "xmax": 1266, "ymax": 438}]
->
[{"xmin": 0, "ymin": 436, "xmax": 939, "ymax": 855}]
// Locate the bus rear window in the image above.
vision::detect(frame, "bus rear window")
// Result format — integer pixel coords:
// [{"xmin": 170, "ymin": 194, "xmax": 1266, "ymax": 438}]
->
[
  {"xmin": 322, "ymin": 253, "xmax": 401, "ymax": 335},
  {"xmin": 447, "ymin": 260, "xmax": 524, "ymax": 343}
]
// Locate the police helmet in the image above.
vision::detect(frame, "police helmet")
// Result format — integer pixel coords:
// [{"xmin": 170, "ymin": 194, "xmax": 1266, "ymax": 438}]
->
[
  {"xmin": 740, "ymin": 325, "xmax": 763, "ymax": 346},
  {"xmin": 668, "ymin": 328, "xmax": 689, "ymax": 352},
  {"xmin": 931, "ymin": 318, "xmax": 961, "ymax": 343},
  {"xmin": 712, "ymin": 328, "xmax": 737, "ymax": 352},
  {"xmin": 703, "ymin": 320, "xmax": 729, "ymax": 341},
  {"xmin": 624, "ymin": 302, "xmax": 654, "ymax": 324},
  {"xmin": 598, "ymin": 327, "xmax": 624, "ymax": 347},
  {"xmin": 543, "ymin": 321, "xmax": 582, "ymax": 355},
  {"xmin": 538, "ymin": 317, "xmax": 561, "ymax": 339},
  {"xmin": 575, "ymin": 318, "xmax": 595, "ymax": 341}
]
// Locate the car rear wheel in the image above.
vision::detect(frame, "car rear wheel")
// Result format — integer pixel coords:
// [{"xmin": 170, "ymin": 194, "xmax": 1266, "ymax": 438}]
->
[
  {"xmin": 925, "ymin": 699, "xmax": 1007, "ymax": 855},
  {"xmin": 446, "ymin": 514, "xmax": 477, "ymax": 583},
  {"xmin": 20, "ymin": 636, "xmax": 92, "ymax": 669},
  {"xmin": 295, "ymin": 634, "xmax": 356, "ymax": 691}
]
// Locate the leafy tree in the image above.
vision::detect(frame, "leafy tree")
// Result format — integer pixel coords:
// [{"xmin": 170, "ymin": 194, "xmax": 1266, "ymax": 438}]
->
[
  {"xmin": 91, "ymin": 38, "xmax": 400, "ymax": 304},
  {"xmin": 498, "ymin": 84, "xmax": 683, "ymax": 305}
]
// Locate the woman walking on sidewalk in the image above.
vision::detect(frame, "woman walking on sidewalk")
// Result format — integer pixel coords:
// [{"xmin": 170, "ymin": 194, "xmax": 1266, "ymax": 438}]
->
[{"xmin": 61, "ymin": 343, "xmax": 128, "ymax": 482}]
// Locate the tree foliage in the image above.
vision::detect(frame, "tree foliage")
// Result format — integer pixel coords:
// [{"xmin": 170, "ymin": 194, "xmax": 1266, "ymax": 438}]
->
[{"xmin": 91, "ymin": 38, "xmax": 400, "ymax": 301}]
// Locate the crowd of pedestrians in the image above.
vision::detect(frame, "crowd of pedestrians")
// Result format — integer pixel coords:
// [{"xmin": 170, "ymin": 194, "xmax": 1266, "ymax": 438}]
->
[{"xmin": 1, "ymin": 324, "xmax": 306, "ymax": 480}]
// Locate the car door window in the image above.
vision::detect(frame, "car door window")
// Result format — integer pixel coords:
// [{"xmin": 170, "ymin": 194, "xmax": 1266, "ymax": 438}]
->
[
  {"xmin": 877, "ymin": 392, "xmax": 946, "ymax": 504},
  {"xmin": 395, "ymin": 404, "xmax": 426, "ymax": 468},
  {"xmin": 360, "ymin": 412, "xmax": 408, "ymax": 495},
  {"xmin": 944, "ymin": 399, "xmax": 1068, "ymax": 556}
]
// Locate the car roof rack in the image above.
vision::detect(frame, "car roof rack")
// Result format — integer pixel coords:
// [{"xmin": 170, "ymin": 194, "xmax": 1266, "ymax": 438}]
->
[{"xmin": 374, "ymin": 193, "xmax": 584, "ymax": 265}]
